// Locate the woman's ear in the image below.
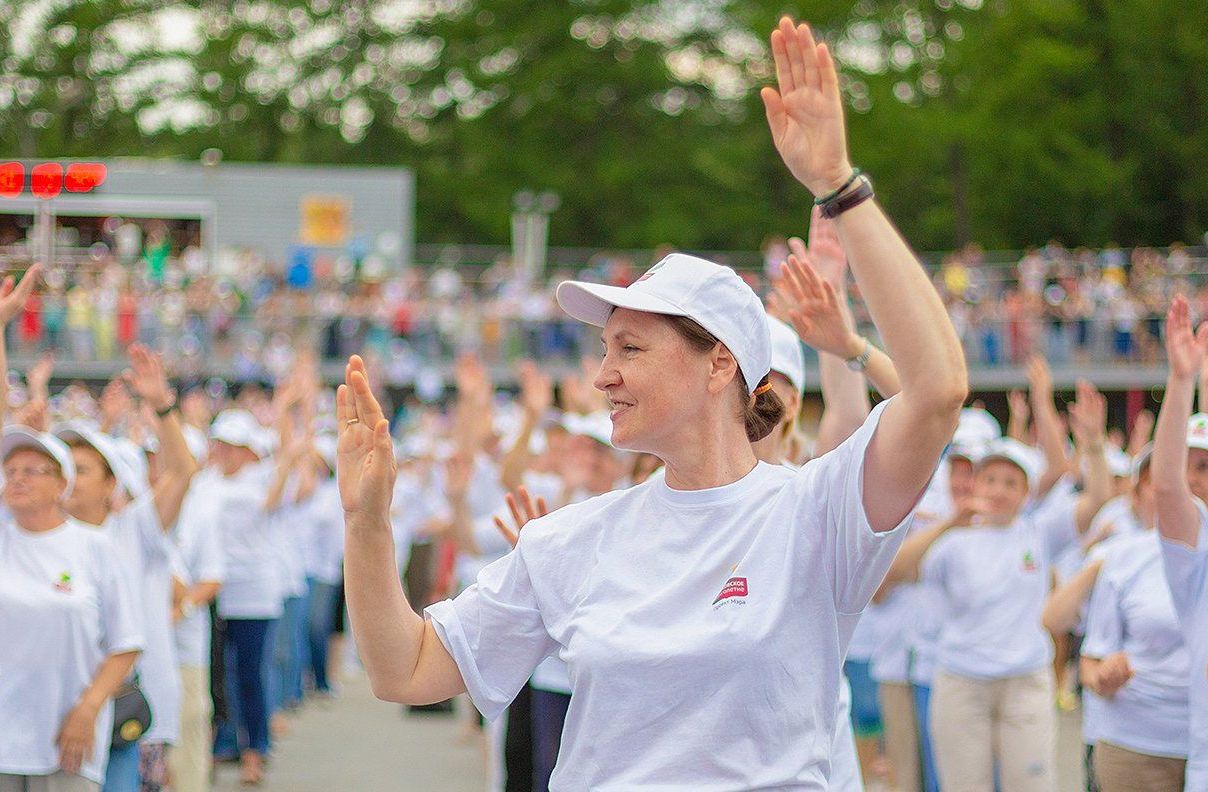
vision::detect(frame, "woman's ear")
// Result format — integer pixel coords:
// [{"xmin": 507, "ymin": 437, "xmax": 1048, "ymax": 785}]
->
[{"xmin": 706, "ymin": 343, "xmax": 741, "ymax": 395}]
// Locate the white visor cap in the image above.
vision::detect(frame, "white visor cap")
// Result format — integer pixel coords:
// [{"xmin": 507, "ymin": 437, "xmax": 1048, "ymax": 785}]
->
[
  {"xmin": 557, "ymin": 253, "xmax": 772, "ymax": 394},
  {"xmin": 2, "ymin": 426, "xmax": 77, "ymax": 496},
  {"xmin": 768, "ymin": 317, "xmax": 806, "ymax": 396},
  {"xmin": 1188, "ymin": 413, "xmax": 1208, "ymax": 452}
]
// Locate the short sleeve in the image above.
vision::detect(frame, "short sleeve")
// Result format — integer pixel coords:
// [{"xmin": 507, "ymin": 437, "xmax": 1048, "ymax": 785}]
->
[
  {"xmin": 96, "ymin": 534, "xmax": 145, "ymax": 655},
  {"xmin": 1160, "ymin": 503, "xmax": 1208, "ymax": 630},
  {"xmin": 193, "ymin": 518, "xmax": 226, "ymax": 584},
  {"xmin": 425, "ymin": 546, "xmax": 558, "ymax": 721},
  {"xmin": 1081, "ymin": 569, "xmax": 1123, "ymax": 659},
  {"xmin": 799, "ymin": 397, "xmax": 924, "ymax": 614}
]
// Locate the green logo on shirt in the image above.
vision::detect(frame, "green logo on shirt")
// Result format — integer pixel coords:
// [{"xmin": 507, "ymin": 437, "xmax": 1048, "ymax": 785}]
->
[{"xmin": 53, "ymin": 571, "xmax": 73, "ymax": 594}]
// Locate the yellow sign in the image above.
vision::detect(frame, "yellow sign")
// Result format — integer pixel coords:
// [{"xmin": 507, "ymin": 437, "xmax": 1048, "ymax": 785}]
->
[{"xmin": 300, "ymin": 195, "xmax": 350, "ymax": 246}]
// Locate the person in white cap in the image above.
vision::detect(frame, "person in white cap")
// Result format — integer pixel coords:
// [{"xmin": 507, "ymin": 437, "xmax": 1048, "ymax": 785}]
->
[
  {"xmin": 1152, "ymin": 294, "xmax": 1208, "ymax": 790},
  {"xmin": 52, "ymin": 345, "xmax": 198, "ymax": 792},
  {"xmin": 335, "ymin": 15, "xmax": 966, "ymax": 790},
  {"xmin": 0, "ymin": 426, "xmax": 144, "ymax": 792},
  {"xmin": 882, "ymin": 381, "xmax": 1110, "ymax": 792},
  {"xmin": 200, "ymin": 408, "xmax": 280, "ymax": 785}
]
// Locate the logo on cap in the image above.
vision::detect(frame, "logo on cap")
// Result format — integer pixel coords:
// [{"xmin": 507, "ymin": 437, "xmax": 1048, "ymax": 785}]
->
[{"xmin": 634, "ymin": 260, "xmax": 667, "ymax": 283}]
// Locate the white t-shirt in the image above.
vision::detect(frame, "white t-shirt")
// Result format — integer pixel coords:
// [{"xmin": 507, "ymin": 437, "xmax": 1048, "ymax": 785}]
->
[
  {"xmin": 305, "ymin": 479, "xmax": 346, "ymax": 585},
  {"xmin": 391, "ymin": 470, "xmax": 449, "ymax": 575},
  {"xmin": 923, "ymin": 500, "xmax": 1077, "ymax": 679},
  {"xmin": 1159, "ymin": 506, "xmax": 1208, "ymax": 787},
  {"xmin": 0, "ymin": 518, "xmax": 144, "ymax": 784},
  {"xmin": 427, "ymin": 400, "xmax": 918, "ymax": 790},
  {"xmin": 270, "ymin": 490, "xmax": 311, "ymax": 600},
  {"xmin": 1082, "ymin": 531, "xmax": 1189, "ymax": 758},
  {"xmin": 829, "ymin": 675, "xmax": 864, "ymax": 792},
  {"xmin": 173, "ymin": 484, "xmax": 226, "ymax": 668},
  {"xmin": 207, "ymin": 462, "xmax": 283, "ymax": 619},
  {"xmin": 99, "ymin": 494, "xmax": 181, "ymax": 744}
]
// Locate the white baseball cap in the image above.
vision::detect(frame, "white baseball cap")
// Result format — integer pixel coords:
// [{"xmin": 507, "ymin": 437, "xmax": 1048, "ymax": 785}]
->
[
  {"xmin": 556, "ymin": 253, "xmax": 772, "ymax": 394},
  {"xmin": 561, "ymin": 411, "xmax": 615, "ymax": 448},
  {"xmin": 3, "ymin": 426, "xmax": 76, "ymax": 496},
  {"xmin": 1188, "ymin": 413, "xmax": 1208, "ymax": 451},
  {"xmin": 210, "ymin": 410, "xmax": 275, "ymax": 459},
  {"xmin": 954, "ymin": 408, "xmax": 1002, "ymax": 447},
  {"xmin": 768, "ymin": 317, "xmax": 806, "ymax": 396},
  {"xmin": 1105, "ymin": 446, "xmax": 1133, "ymax": 479},
  {"xmin": 976, "ymin": 437, "xmax": 1042, "ymax": 490},
  {"xmin": 54, "ymin": 423, "xmax": 148, "ymax": 499},
  {"xmin": 947, "ymin": 441, "xmax": 985, "ymax": 464}
]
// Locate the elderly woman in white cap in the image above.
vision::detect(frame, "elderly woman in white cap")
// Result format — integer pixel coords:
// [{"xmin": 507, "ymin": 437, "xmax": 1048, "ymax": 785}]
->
[
  {"xmin": 52, "ymin": 345, "xmax": 198, "ymax": 792},
  {"xmin": 1151, "ymin": 294, "xmax": 1208, "ymax": 790},
  {"xmin": 883, "ymin": 380, "xmax": 1110, "ymax": 792},
  {"xmin": 336, "ymin": 15, "xmax": 966, "ymax": 790},
  {"xmin": 0, "ymin": 426, "xmax": 144, "ymax": 792}
]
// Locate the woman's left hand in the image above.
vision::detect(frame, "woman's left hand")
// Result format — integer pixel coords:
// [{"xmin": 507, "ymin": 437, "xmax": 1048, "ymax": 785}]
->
[
  {"xmin": 761, "ymin": 17, "xmax": 853, "ymax": 197},
  {"xmin": 56, "ymin": 701, "xmax": 98, "ymax": 775}
]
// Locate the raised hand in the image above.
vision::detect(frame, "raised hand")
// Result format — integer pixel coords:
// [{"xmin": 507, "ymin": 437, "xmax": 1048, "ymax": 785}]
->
[
  {"xmin": 517, "ymin": 360, "xmax": 553, "ymax": 420},
  {"xmin": 1068, "ymin": 379, "xmax": 1107, "ymax": 447},
  {"xmin": 1026, "ymin": 354, "xmax": 1054, "ymax": 398},
  {"xmin": 0, "ymin": 262, "xmax": 40, "ymax": 325},
  {"xmin": 1128, "ymin": 409, "xmax": 1154, "ymax": 455},
  {"xmin": 492, "ymin": 485, "xmax": 549, "ymax": 548},
  {"xmin": 336, "ymin": 355, "xmax": 397, "ymax": 517},
  {"xmin": 98, "ymin": 379, "xmax": 132, "ymax": 432},
  {"xmin": 775, "ymin": 253, "xmax": 857, "ymax": 358},
  {"xmin": 443, "ymin": 452, "xmax": 473, "ymax": 500},
  {"xmin": 760, "ymin": 17, "xmax": 853, "ymax": 197},
  {"xmin": 805, "ymin": 206, "xmax": 848, "ymax": 284},
  {"xmin": 124, "ymin": 343, "xmax": 174, "ymax": 412},
  {"xmin": 26, "ymin": 352, "xmax": 55, "ymax": 401},
  {"xmin": 1007, "ymin": 390, "xmax": 1029, "ymax": 423},
  {"xmin": 1166, "ymin": 295, "xmax": 1208, "ymax": 380}
]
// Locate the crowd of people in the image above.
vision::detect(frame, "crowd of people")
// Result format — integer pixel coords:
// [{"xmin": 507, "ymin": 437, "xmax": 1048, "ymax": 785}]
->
[
  {"xmin": 2, "ymin": 13, "xmax": 1208, "ymax": 792},
  {"xmin": 0, "ymin": 224, "xmax": 1203, "ymax": 384}
]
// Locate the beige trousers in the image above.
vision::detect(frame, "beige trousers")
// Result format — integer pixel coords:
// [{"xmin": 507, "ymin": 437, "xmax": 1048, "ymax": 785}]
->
[
  {"xmin": 929, "ymin": 668, "xmax": 1056, "ymax": 792},
  {"xmin": 1094, "ymin": 741, "xmax": 1186, "ymax": 792},
  {"xmin": 879, "ymin": 680, "xmax": 921, "ymax": 792},
  {"xmin": 166, "ymin": 665, "xmax": 213, "ymax": 792},
  {"xmin": 0, "ymin": 773, "xmax": 99, "ymax": 792}
]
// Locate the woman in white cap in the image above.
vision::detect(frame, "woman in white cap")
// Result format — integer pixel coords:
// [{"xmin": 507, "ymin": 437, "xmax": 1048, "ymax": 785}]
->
[
  {"xmin": 201, "ymin": 409, "xmax": 280, "ymax": 785},
  {"xmin": 882, "ymin": 381, "xmax": 1110, "ymax": 792},
  {"xmin": 0, "ymin": 425, "xmax": 144, "ymax": 792},
  {"xmin": 1151, "ymin": 294, "xmax": 1208, "ymax": 790},
  {"xmin": 336, "ymin": 15, "xmax": 966, "ymax": 790},
  {"xmin": 52, "ymin": 345, "xmax": 197, "ymax": 792}
]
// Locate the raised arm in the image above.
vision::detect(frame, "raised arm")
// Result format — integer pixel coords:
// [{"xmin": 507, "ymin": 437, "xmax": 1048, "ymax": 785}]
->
[
  {"xmin": 1041, "ymin": 558, "xmax": 1103, "ymax": 635},
  {"xmin": 0, "ymin": 263, "xmax": 42, "ymax": 429},
  {"xmin": 499, "ymin": 361, "xmax": 552, "ymax": 492},
  {"xmin": 339, "ymin": 355, "xmax": 466, "ymax": 704},
  {"xmin": 880, "ymin": 500, "xmax": 978, "ymax": 592},
  {"xmin": 125, "ymin": 344, "xmax": 199, "ymax": 530},
  {"xmin": 762, "ymin": 17, "xmax": 966, "ymax": 531},
  {"xmin": 1068, "ymin": 380, "xmax": 1112, "ymax": 536},
  {"xmin": 1153, "ymin": 296, "xmax": 1208, "ymax": 549},
  {"xmin": 1026, "ymin": 355, "xmax": 1071, "ymax": 496},
  {"xmin": 1006, "ymin": 389, "xmax": 1030, "ymax": 443}
]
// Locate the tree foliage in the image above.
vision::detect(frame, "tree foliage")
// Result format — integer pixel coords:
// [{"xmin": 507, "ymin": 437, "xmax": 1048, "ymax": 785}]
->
[{"xmin": 2, "ymin": 0, "xmax": 1205, "ymax": 252}]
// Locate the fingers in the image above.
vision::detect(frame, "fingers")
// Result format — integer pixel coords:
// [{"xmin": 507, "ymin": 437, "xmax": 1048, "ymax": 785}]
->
[
  {"xmin": 0, "ymin": 275, "xmax": 13, "ymax": 298},
  {"xmin": 493, "ymin": 515, "xmax": 519, "ymax": 548},
  {"xmin": 787, "ymin": 236, "xmax": 807, "ymax": 262},
  {"xmin": 779, "ymin": 18, "xmax": 809, "ymax": 93},
  {"xmin": 796, "ymin": 22, "xmax": 821, "ymax": 92},
  {"xmin": 536, "ymin": 496, "xmax": 549, "ymax": 517},
  {"xmin": 760, "ymin": 87, "xmax": 786, "ymax": 139},
  {"xmin": 347, "ymin": 356, "xmax": 385, "ymax": 426},
  {"xmin": 817, "ymin": 42, "xmax": 840, "ymax": 103},
  {"xmin": 517, "ymin": 485, "xmax": 537, "ymax": 521},
  {"xmin": 769, "ymin": 26, "xmax": 793, "ymax": 96},
  {"xmin": 505, "ymin": 492, "xmax": 524, "ymax": 534}
]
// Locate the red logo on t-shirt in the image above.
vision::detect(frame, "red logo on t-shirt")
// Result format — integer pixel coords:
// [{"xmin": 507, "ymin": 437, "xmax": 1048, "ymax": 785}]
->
[{"xmin": 713, "ymin": 576, "xmax": 748, "ymax": 605}]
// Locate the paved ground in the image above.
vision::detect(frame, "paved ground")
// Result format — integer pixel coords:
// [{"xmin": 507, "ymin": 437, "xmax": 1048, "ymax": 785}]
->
[
  {"xmin": 214, "ymin": 672, "xmax": 1086, "ymax": 791},
  {"xmin": 213, "ymin": 673, "xmax": 485, "ymax": 792}
]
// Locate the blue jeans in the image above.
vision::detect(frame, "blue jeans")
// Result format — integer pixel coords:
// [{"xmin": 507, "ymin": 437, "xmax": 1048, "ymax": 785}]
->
[
  {"xmin": 102, "ymin": 740, "xmax": 140, "ymax": 792},
  {"xmin": 222, "ymin": 618, "xmax": 274, "ymax": 755},
  {"xmin": 843, "ymin": 659, "xmax": 882, "ymax": 737},
  {"xmin": 270, "ymin": 594, "xmax": 308, "ymax": 712},
  {"xmin": 531, "ymin": 689, "xmax": 571, "ymax": 791},
  {"xmin": 913, "ymin": 684, "xmax": 940, "ymax": 792},
  {"xmin": 306, "ymin": 578, "xmax": 339, "ymax": 692}
]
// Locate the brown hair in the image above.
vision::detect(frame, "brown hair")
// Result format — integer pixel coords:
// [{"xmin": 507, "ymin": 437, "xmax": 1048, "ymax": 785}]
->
[{"xmin": 664, "ymin": 315, "xmax": 785, "ymax": 442}]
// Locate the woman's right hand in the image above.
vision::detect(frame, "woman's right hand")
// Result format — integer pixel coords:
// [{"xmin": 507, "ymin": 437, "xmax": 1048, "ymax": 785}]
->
[
  {"xmin": 493, "ymin": 486, "xmax": 549, "ymax": 548},
  {"xmin": 1166, "ymin": 295, "xmax": 1208, "ymax": 381},
  {"xmin": 336, "ymin": 355, "xmax": 397, "ymax": 518}
]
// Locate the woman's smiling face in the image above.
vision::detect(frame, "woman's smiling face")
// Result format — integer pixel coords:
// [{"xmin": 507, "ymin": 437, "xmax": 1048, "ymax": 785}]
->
[{"xmin": 592, "ymin": 308, "xmax": 715, "ymax": 456}]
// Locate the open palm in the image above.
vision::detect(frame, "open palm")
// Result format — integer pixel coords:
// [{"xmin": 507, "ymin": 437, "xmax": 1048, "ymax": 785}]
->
[
  {"xmin": 761, "ymin": 18, "xmax": 852, "ymax": 197},
  {"xmin": 336, "ymin": 355, "xmax": 397, "ymax": 516},
  {"xmin": 1166, "ymin": 295, "xmax": 1208, "ymax": 380}
]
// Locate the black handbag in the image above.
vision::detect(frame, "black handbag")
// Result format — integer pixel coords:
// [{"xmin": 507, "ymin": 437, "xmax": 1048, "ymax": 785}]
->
[{"xmin": 111, "ymin": 677, "xmax": 153, "ymax": 749}]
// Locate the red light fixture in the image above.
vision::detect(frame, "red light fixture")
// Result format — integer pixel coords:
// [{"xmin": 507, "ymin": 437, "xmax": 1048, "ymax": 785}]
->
[
  {"xmin": 0, "ymin": 162, "xmax": 22, "ymax": 198},
  {"xmin": 64, "ymin": 162, "xmax": 107, "ymax": 193},
  {"xmin": 30, "ymin": 162, "xmax": 63, "ymax": 199}
]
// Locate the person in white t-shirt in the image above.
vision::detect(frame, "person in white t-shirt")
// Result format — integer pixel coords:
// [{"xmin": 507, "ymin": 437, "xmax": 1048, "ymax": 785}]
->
[
  {"xmin": 53, "ymin": 345, "xmax": 198, "ymax": 792},
  {"xmin": 1151, "ymin": 294, "xmax": 1208, "ymax": 790},
  {"xmin": 201, "ymin": 410, "xmax": 280, "ymax": 785},
  {"xmin": 0, "ymin": 427, "xmax": 143, "ymax": 792},
  {"xmin": 335, "ymin": 18, "xmax": 966, "ymax": 789},
  {"xmin": 882, "ymin": 382, "xmax": 1109, "ymax": 792}
]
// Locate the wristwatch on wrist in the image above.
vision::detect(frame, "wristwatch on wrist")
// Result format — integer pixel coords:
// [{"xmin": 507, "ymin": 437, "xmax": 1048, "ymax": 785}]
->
[{"xmin": 845, "ymin": 337, "xmax": 872, "ymax": 372}]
